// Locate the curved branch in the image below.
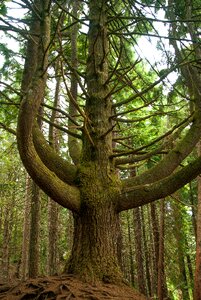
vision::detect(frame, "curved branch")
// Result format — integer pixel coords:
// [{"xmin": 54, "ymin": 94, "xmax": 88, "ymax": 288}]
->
[
  {"xmin": 33, "ymin": 126, "xmax": 77, "ymax": 184},
  {"xmin": 115, "ymin": 114, "xmax": 191, "ymax": 165},
  {"xmin": 112, "ymin": 113, "xmax": 192, "ymax": 158},
  {"xmin": 117, "ymin": 156, "xmax": 201, "ymax": 212},
  {"xmin": 123, "ymin": 110, "xmax": 201, "ymax": 187},
  {"xmin": 18, "ymin": 83, "xmax": 80, "ymax": 211},
  {"xmin": 17, "ymin": 1, "xmax": 80, "ymax": 212}
]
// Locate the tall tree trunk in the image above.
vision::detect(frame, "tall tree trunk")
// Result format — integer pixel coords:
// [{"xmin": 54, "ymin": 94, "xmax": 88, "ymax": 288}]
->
[
  {"xmin": 172, "ymin": 197, "xmax": 190, "ymax": 300},
  {"xmin": 141, "ymin": 207, "xmax": 152, "ymax": 297},
  {"xmin": 68, "ymin": 0, "xmax": 81, "ymax": 164},
  {"xmin": 157, "ymin": 200, "xmax": 168, "ymax": 300},
  {"xmin": 66, "ymin": 211, "xmax": 74, "ymax": 257},
  {"xmin": 126, "ymin": 211, "xmax": 135, "ymax": 286},
  {"xmin": 28, "ymin": 182, "xmax": 40, "ymax": 278},
  {"xmin": 21, "ymin": 174, "xmax": 31, "ymax": 280},
  {"xmin": 47, "ymin": 60, "xmax": 60, "ymax": 276},
  {"xmin": 150, "ymin": 202, "xmax": 159, "ymax": 295},
  {"xmin": 64, "ymin": 0, "xmax": 122, "ymax": 283},
  {"xmin": 185, "ymin": 239, "xmax": 194, "ymax": 293},
  {"xmin": 189, "ymin": 182, "xmax": 197, "ymax": 238},
  {"xmin": 133, "ymin": 207, "xmax": 147, "ymax": 295},
  {"xmin": 194, "ymin": 141, "xmax": 201, "ymax": 300},
  {"xmin": 1, "ymin": 207, "xmax": 10, "ymax": 281},
  {"xmin": 47, "ymin": 199, "xmax": 58, "ymax": 275}
]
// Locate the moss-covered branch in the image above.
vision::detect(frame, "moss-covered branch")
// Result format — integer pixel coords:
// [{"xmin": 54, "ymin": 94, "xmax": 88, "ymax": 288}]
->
[
  {"xmin": 33, "ymin": 126, "xmax": 77, "ymax": 184},
  {"xmin": 17, "ymin": 0, "xmax": 80, "ymax": 212},
  {"xmin": 117, "ymin": 156, "xmax": 201, "ymax": 212},
  {"xmin": 123, "ymin": 110, "xmax": 201, "ymax": 187}
]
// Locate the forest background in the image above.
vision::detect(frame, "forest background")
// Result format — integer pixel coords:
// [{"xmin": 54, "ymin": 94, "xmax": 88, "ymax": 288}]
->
[{"xmin": 0, "ymin": 0, "xmax": 201, "ymax": 299}]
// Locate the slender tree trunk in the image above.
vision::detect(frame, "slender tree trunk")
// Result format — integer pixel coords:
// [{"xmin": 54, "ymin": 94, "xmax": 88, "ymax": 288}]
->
[
  {"xmin": 150, "ymin": 202, "xmax": 159, "ymax": 295},
  {"xmin": 47, "ymin": 199, "xmax": 58, "ymax": 275},
  {"xmin": 185, "ymin": 239, "xmax": 194, "ymax": 292},
  {"xmin": 47, "ymin": 60, "xmax": 60, "ymax": 276},
  {"xmin": 194, "ymin": 141, "xmax": 201, "ymax": 300},
  {"xmin": 133, "ymin": 207, "xmax": 147, "ymax": 295},
  {"xmin": 126, "ymin": 211, "xmax": 135, "ymax": 286},
  {"xmin": 21, "ymin": 174, "xmax": 31, "ymax": 280},
  {"xmin": 172, "ymin": 197, "xmax": 190, "ymax": 300},
  {"xmin": 68, "ymin": 0, "xmax": 81, "ymax": 164},
  {"xmin": 66, "ymin": 211, "xmax": 74, "ymax": 257},
  {"xmin": 141, "ymin": 207, "xmax": 152, "ymax": 297},
  {"xmin": 0, "ymin": 207, "xmax": 2, "ymax": 240},
  {"xmin": 117, "ymin": 214, "xmax": 123, "ymax": 272},
  {"xmin": 189, "ymin": 182, "xmax": 197, "ymax": 238},
  {"xmin": 28, "ymin": 182, "xmax": 40, "ymax": 278},
  {"xmin": 157, "ymin": 200, "xmax": 168, "ymax": 300},
  {"xmin": 1, "ymin": 207, "xmax": 10, "ymax": 281}
]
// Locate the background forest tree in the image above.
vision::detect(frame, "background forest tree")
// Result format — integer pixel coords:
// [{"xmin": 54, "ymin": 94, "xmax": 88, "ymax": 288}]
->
[{"xmin": 0, "ymin": 0, "xmax": 201, "ymax": 299}]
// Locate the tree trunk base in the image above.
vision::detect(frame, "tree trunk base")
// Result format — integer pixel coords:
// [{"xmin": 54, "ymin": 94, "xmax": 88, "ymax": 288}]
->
[{"xmin": 0, "ymin": 274, "xmax": 150, "ymax": 300}]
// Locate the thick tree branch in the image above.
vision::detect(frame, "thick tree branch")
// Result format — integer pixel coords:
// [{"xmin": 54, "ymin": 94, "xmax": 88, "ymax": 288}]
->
[
  {"xmin": 33, "ymin": 126, "xmax": 77, "ymax": 184},
  {"xmin": 122, "ymin": 110, "xmax": 201, "ymax": 187},
  {"xmin": 117, "ymin": 156, "xmax": 201, "ymax": 212},
  {"xmin": 17, "ymin": 0, "xmax": 80, "ymax": 212}
]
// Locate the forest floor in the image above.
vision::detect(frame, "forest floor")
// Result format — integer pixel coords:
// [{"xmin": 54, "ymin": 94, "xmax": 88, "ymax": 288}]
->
[{"xmin": 0, "ymin": 274, "xmax": 149, "ymax": 300}]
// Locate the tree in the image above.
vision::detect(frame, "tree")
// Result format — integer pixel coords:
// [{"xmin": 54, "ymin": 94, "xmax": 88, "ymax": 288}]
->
[
  {"xmin": 195, "ymin": 141, "xmax": 201, "ymax": 300},
  {"xmin": 1, "ymin": 0, "xmax": 201, "ymax": 287}
]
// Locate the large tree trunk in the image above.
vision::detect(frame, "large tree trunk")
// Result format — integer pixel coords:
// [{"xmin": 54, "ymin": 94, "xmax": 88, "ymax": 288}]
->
[
  {"xmin": 67, "ymin": 193, "xmax": 122, "ymax": 283},
  {"xmin": 65, "ymin": 0, "xmax": 123, "ymax": 283}
]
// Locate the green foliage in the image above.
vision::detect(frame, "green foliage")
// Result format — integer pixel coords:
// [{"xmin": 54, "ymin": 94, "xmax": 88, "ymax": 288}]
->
[{"xmin": 0, "ymin": 2, "xmax": 7, "ymax": 16}]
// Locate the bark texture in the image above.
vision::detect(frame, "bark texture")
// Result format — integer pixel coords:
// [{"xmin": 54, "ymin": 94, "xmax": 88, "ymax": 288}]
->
[{"xmin": 194, "ymin": 141, "xmax": 201, "ymax": 300}]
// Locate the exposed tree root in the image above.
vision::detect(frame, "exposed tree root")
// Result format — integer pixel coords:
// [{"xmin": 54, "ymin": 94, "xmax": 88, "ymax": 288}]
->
[{"xmin": 0, "ymin": 275, "xmax": 150, "ymax": 300}]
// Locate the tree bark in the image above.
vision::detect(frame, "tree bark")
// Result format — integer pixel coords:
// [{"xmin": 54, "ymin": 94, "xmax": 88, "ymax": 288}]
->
[
  {"xmin": 126, "ymin": 211, "xmax": 135, "ymax": 286},
  {"xmin": 194, "ymin": 141, "xmax": 201, "ymax": 300},
  {"xmin": 1, "ymin": 207, "xmax": 10, "ymax": 281},
  {"xmin": 67, "ymin": 201, "xmax": 122, "ymax": 283},
  {"xmin": 157, "ymin": 200, "xmax": 168, "ymax": 300},
  {"xmin": 21, "ymin": 174, "xmax": 31, "ymax": 280},
  {"xmin": 47, "ymin": 199, "xmax": 58, "ymax": 275},
  {"xmin": 141, "ymin": 207, "xmax": 152, "ymax": 297},
  {"xmin": 188, "ymin": 182, "xmax": 197, "ymax": 239},
  {"xmin": 133, "ymin": 207, "xmax": 147, "ymax": 295},
  {"xmin": 68, "ymin": 0, "xmax": 81, "ymax": 165},
  {"xmin": 172, "ymin": 197, "xmax": 190, "ymax": 300},
  {"xmin": 28, "ymin": 182, "xmax": 40, "ymax": 278},
  {"xmin": 150, "ymin": 202, "xmax": 159, "ymax": 295}
]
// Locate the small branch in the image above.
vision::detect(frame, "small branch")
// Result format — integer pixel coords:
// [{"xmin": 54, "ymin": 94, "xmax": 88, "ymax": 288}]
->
[
  {"xmin": 41, "ymin": 117, "xmax": 82, "ymax": 139},
  {"xmin": 111, "ymin": 114, "xmax": 193, "ymax": 158},
  {"xmin": 0, "ymin": 122, "xmax": 16, "ymax": 135}
]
